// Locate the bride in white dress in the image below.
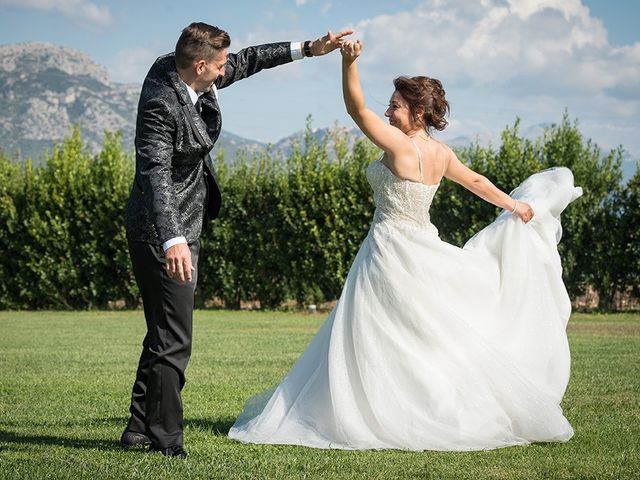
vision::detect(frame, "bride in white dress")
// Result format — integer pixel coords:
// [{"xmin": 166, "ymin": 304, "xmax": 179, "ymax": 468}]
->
[{"xmin": 228, "ymin": 39, "xmax": 581, "ymax": 451}]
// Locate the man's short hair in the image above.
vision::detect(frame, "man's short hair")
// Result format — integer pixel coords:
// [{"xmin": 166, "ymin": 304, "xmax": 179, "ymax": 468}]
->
[{"xmin": 175, "ymin": 22, "xmax": 230, "ymax": 69}]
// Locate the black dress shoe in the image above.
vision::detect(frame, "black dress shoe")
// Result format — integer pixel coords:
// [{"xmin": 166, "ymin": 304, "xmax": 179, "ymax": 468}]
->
[
  {"xmin": 120, "ymin": 429, "xmax": 151, "ymax": 448},
  {"xmin": 149, "ymin": 445, "xmax": 188, "ymax": 459}
]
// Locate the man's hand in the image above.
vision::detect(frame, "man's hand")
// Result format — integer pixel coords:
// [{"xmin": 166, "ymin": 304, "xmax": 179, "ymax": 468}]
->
[
  {"xmin": 311, "ymin": 30, "xmax": 354, "ymax": 56},
  {"xmin": 165, "ymin": 243, "xmax": 193, "ymax": 283}
]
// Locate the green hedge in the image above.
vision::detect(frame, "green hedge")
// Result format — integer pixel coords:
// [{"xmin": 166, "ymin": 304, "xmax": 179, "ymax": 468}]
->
[
  {"xmin": 0, "ymin": 128, "xmax": 137, "ymax": 309},
  {"xmin": 199, "ymin": 124, "xmax": 377, "ymax": 309},
  {"xmin": 0, "ymin": 116, "xmax": 637, "ymax": 310}
]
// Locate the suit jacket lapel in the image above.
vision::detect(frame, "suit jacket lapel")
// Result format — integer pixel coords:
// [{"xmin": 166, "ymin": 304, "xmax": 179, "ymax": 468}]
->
[
  {"xmin": 167, "ymin": 69, "xmax": 214, "ymax": 151},
  {"xmin": 199, "ymin": 93, "xmax": 222, "ymax": 145}
]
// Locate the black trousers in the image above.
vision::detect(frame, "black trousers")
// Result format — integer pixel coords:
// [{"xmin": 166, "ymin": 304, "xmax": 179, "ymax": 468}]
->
[{"xmin": 125, "ymin": 239, "xmax": 200, "ymax": 448}]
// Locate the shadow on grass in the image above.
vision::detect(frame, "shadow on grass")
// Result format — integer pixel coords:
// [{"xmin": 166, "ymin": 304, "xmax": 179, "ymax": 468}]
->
[
  {"xmin": 2, "ymin": 416, "xmax": 131, "ymax": 430},
  {"xmin": 0, "ymin": 415, "xmax": 237, "ymax": 452},
  {"xmin": 185, "ymin": 417, "xmax": 235, "ymax": 436},
  {"xmin": 0, "ymin": 431, "xmax": 124, "ymax": 452}
]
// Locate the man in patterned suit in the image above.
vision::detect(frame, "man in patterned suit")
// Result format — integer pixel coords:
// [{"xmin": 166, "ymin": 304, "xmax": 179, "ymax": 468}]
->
[{"xmin": 122, "ymin": 22, "xmax": 351, "ymax": 458}]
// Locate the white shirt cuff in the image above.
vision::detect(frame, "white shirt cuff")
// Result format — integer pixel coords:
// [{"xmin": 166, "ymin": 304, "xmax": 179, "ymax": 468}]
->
[
  {"xmin": 290, "ymin": 41, "xmax": 304, "ymax": 61},
  {"xmin": 162, "ymin": 236, "xmax": 187, "ymax": 251}
]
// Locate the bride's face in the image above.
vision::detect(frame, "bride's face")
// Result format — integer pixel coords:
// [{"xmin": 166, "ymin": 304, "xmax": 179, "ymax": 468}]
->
[{"xmin": 385, "ymin": 91, "xmax": 413, "ymax": 133}]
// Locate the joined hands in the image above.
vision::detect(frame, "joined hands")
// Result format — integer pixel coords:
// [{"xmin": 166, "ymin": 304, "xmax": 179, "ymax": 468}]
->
[{"xmin": 310, "ymin": 30, "xmax": 354, "ymax": 56}]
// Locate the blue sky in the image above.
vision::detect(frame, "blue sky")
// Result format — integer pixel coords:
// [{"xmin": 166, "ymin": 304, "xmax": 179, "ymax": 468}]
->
[{"xmin": 1, "ymin": 0, "xmax": 639, "ymax": 162}]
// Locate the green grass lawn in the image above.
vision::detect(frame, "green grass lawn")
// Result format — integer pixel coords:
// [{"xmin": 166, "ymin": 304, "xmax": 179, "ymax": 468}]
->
[{"xmin": 0, "ymin": 310, "xmax": 638, "ymax": 479}]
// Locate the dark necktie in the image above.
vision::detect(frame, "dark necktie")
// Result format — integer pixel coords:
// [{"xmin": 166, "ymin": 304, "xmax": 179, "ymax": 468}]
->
[{"xmin": 194, "ymin": 96, "xmax": 203, "ymax": 116}]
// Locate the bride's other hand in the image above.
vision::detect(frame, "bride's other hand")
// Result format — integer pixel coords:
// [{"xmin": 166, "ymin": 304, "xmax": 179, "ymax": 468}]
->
[
  {"xmin": 341, "ymin": 39, "xmax": 362, "ymax": 62},
  {"xmin": 514, "ymin": 201, "xmax": 534, "ymax": 223}
]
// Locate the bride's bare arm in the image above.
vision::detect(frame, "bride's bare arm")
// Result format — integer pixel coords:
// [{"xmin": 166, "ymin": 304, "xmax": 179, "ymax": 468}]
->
[
  {"xmin": 445, "ymin": 150, "xmax": 535, "ymax": 222},
  {"xmin": 341, "ymin": 41, "xmax": 410, "ymax": 161}
]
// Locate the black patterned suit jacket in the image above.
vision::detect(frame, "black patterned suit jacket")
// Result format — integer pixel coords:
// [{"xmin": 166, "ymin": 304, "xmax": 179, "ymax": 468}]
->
[{"xmin": 125, "ymin": 42, "xmax": 294, "ymax": 245}]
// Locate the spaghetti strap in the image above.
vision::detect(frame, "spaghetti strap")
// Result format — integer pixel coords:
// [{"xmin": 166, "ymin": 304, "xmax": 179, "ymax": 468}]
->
[{"xmin": 410, "ymin": 139, "xmax": 423, "ymax": 182}]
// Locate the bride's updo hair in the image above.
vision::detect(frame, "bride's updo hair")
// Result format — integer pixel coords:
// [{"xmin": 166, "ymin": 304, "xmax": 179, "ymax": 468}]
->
[{"xmin": 393, "ymin": 76, "xmax": 450, "ymax": 133}]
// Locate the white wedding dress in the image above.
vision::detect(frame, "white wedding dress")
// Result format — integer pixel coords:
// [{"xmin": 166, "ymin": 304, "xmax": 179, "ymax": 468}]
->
[{"xmin": 228, "ymin": 149, "xmax": 582, "ymax": 451}]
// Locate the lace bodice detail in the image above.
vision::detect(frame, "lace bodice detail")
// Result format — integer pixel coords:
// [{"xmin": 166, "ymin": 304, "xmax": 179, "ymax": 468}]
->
[{"xmin": 366, "ymin": 160, "xmax": 440, "ymax": 232}]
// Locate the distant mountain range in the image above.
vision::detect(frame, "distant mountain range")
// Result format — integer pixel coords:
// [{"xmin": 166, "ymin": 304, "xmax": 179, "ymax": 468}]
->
[
  {"xmin": 0, "ymin": 42, "xmax": 636, "ymax": 181},
  {"xmin": 0, "ymin": 42, "xmax": 138, "ymax": 161},
  {"xmin": 0, "ymin": 42, "xmax": 367, "ymax": 164}
]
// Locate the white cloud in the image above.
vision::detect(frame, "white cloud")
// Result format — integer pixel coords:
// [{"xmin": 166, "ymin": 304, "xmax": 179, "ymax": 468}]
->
[
  {"xmin": 108, "ymin": 47, "xmax": 158, "ymax": 84},
  {"xmin": 295, "ymin": 0, "xmax": 308, "ymax": 5},
  {"xmin": 345, "ymin": 0, "xmax": 639, "ymax": 158},
  {"xmin": 352, "ymin": 0, "xmax": 638, "ymax": 102},
  {"xmin": 0, "ymin": 0, "xmax": 112, "ymax": 27}
]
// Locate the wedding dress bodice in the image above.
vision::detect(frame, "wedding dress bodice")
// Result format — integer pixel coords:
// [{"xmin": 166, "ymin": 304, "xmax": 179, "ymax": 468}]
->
[{"xmin": 366, "ymin": 160, "xmax": 440, "ymax": 233}]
